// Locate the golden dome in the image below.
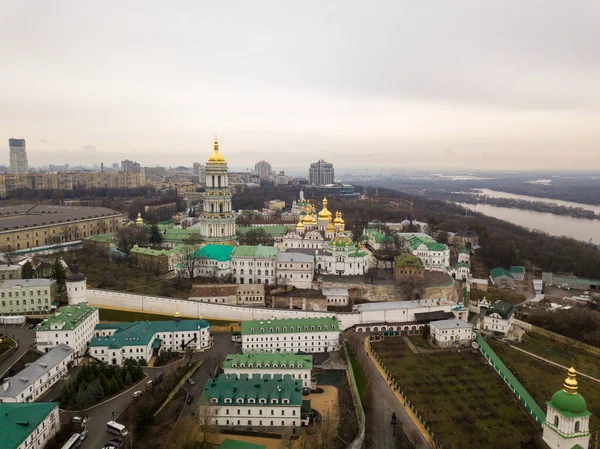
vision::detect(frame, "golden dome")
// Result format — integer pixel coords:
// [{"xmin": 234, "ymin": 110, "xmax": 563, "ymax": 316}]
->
[
  {"xmin": 207, "ymin": 136, "xmax": 226, "ymax": 163},
  {"xmin": 296, "ymin": 216, "xmax": 305, "ymax": 230},
  {"xmin": 135, "ymin": 212, "xmax": 144, "ymax": 225},
  {"xmin": 325, "ymin": 220, "xmax": 334, "ymax": 232},
  {"xmin": 174, "ymin": 308, "xmax": 181, "ymax": 319},
  {"xmin": 318, "ymin": 197, "xmax": 333, "ymax": 219},
  {"xmin": 333, "ymin": 211, "xmax": 342, "ymax": 225},
  {"xmin": 338, "ymin": 212, "xmax": 345, "ymax": 224},
  {"xmin": 564, "ymin": 366, "xmax": 578, "ymax": 394}
]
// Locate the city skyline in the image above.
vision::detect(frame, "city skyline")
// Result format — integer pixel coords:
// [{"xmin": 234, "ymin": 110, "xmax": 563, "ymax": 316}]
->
[{"xmin": 2, "ymin": 1, "xmax": 599, "ymax": 170}]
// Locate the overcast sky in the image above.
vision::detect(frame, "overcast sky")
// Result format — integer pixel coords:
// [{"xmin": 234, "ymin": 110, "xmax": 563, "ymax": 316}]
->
[{"xmin": 1, "ymin": 1, "xmax": 599, "ymax": 171}]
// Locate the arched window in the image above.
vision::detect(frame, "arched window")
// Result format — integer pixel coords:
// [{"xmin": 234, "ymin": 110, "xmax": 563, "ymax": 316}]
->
[
  {"xmin": 554, "ymin": 416, "xmax": 559, "ymax": 427},
  {"xmin": 258, "ymin": 270, "xmax": 261, "ymax": 275},
  {"xmin": 219, "ymin": 203, "xmax": 224, "ymax": 213},
  {"xmin": 575, "ymin": 421, "xmax": 580, "ymax": 432},
  {"xmin": 212, "ymin": 175, "xmax": 215, "ymax": 187},
  {"xmin": 218, "ymin": 175, "xmax": 221, "ymax": 187}
]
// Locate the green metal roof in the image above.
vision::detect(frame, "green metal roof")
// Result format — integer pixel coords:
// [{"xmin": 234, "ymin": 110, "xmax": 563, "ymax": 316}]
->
[
  {"xmin": 89, "ymin": 319, "xmax": 209, "ymax": 348},
  {"xmin": 162, "ymin": 229, "xmax": 199, "ymax": 244},
  {"xmin": 192, "ymin": 244, "xmax": 234, "ymax": 261},
  {"xmin": 406, "ymin": 235, "xmax": 447, "ymax": 252},
  {"xmin": 231, "ymin": 245, "xmax": 277, "ymax": 259},
  {"xmin": 364, "ymin": 228, "xmax": 394, "ymax": 244},
  {"xmin": 223, "ymin": 351, "xmax": 313, "ymax": 370},
  {"xmin": 457, "ymin": 262, "xmax": 470, "ymax": 268},
  {"xmin": 484, "ymin": 300, "xmax": 515, "ymax": 319},
  {"xmin": 241, "ymin": 316, "xmax": 339, "ymax": 335},
  {"xmin": 394, "ymin": 253, "xmax": 423, "ymax": 268},
  {"xmin": 130, "ymin": 244, "xmax": 189, "ymax": 257},
  {"xmin": 87, "ymin": 232, "xmax": 116, "ymax": 243},
  {"xmin": 37, "ymin": 303, "xmax": 98, "ymax": 332},
  {"xmin": 219, "ymin": 439, "xmax": 266, "ymax": 449},
  {"xmin": 0, "ymin": 402, "xmax": 58, "ymax": 449},
  {"xmin": 510, "ymin": 266, "xmax": 526, "ymax": 274},
  {"xmin": 201, "ymin": 373, "xmax": 303, "ymax": 406},
  {"xmin": 458, "ymin": 248, "xmax": 470, "ymax": 254},
  {"xmin": 548, "ymin": 390, "xmax": 590, "ymax": 417},
  {"xmin": 490, "ymin": 267, "xmax": 513, "ymax": 279}
]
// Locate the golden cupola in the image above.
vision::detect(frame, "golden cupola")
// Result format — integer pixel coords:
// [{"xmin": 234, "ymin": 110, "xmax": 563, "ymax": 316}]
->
[
  {"xmin": 296, "ymin": 216, "xmax": 305, "ymax": 230},
  {"xmin": 207, "ymin": 136, "xmax": 226, "ymax": 163},
  {"xmin": 333, "ymin": 211, "xmax": 342, "ymax": 225},
  {"xmin": 135, "ymin": 212, "xmax": 144, "ymax": 226},
  {"xmin": 318, "ymin": 197, "xmax": 333, "ymax": 219},
  {"xmin": 325, "ymin": 220, "xmax": 335, "ymax": 232}
]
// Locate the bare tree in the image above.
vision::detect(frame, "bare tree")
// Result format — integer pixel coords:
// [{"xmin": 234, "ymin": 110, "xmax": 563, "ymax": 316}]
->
[
  {"xmin": 279, "ymin": 427, "xmax": 294, "ymax": 449},
  {"xmin": 178, "ymin": 245, "xmax": 201, "ymax": 279},
  {"xmin": 396, "ymin": 273, "xmax": 425, "ymax": 300},
  {"xmin": 167, "ymin": 408, "xmax": 219, "ymax": 449},
  {"xmin": 202, "ymin": 354, "xmax": 221, "ymax": 377}
]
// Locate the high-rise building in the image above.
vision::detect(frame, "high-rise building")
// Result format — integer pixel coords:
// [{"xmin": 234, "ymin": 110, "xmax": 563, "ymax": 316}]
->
[
  {"xmin": 192, "ymin": 162, "xmax": 206, "ymax": 185},
  {"xmin": 198, "ymin": 137, "xmax": 236, "ymax": 245},
  {"xmin": 121, "ymin": 159, "xmax": 141, "ymax": 173},
  {"xmin": 9, "ymin": 138, "xmax": 28, "ymax": 175},
  {"xmin": 254, "ymin": 160, "xmax": 273, "ymax": 180},
  {"xmin": 309, "ymin": 159, "xmax": 335, "ymax": 186}
]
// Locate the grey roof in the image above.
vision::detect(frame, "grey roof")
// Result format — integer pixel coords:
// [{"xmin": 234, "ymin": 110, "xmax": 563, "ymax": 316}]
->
[
  {"xmin": 430, "ymin": 319, "xmax": 473, "ymax": 330},
  {"xmin": 0, "ymin": 278, "xmax": 55, "ymax": 288},
  {"xmin": 0, "ymin": 265, "xmax": 20, "ymax": 272},
  {"xmin": 354, "ymin": 299, "xmax": 447, "ymax": 311},
  {"xmin": 0, "ymin": 344, "xmax": 74, "ymax": 399},
  {"xmin": 0, "ymin": 205, "xmax": 121, "ymax": 232},
  {"xmin": 321, "ymin": 288, "xmax": 349, "ymax": 296},
  {"xmin": 276, "ymin": 252, "xmax": 314, "ymax": 263}
]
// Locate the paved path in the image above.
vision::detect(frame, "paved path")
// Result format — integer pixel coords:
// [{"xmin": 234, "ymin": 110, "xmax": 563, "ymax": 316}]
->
[
  {"xmin": 507, "ymin": 344, "xmax": 600, "ymax": 384},
  {"xmin": 402, "ymin": 335, "xmax": 419, "ymax": 354},
  {"xmin": 347, "ymin": 332, "xmax": 432, "ymax": 449},
  {"xmin": 0, "ymin": 325, "xmax": 36, "ymax": 379}
]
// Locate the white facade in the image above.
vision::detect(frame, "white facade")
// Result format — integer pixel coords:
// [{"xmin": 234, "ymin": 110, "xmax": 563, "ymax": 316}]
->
[
  {"xmin": 223, "ymin": 353, "xmax": 314, "ymax": 389},
  {"xmin": 4, "ymin": 403, "xmax": 60, "ymax": 449},
  {"xmin": 542, "ymin": 405, "xmax": 591, "ymax": 449},
  {"xmin": 237, "ymin": 284, "xmax": 266, "ymax": 307},
  {"xmin": 411, "ymin": 243, "xmax": 450, "ymax": 272},
  {"xmin": 458, "ymin": 251, "xmax": 471, "ymax": 264},
  {"xmin": 36, "ymin": 303, "xmax": 99, "ymax": 359},
  {"xmin": 231, "ymin": 248, "xmax": 276, "ymax": 285},
  {"xmin": 283, "ymin": 230, "xmax": 326, "ymax": 250},
  {"xmin": 481, "ymin": 307, "xmax": 514, "ymax": 334},
  {"xmin": 0, "ymin": 279, "xmax": 55, "ymax": 315},
  {"xmin": 275, "ymin": 253, "xmax": 314, "ymax": 289},
  {"xmin": 322, "ymin": 287, "xmax": 349, "ymax": 306},
  {"xmin": 0, "ymin": 345, "xmax": 74, "ymax": 403},
  {"xmin": 192, "ymin": 257, "xmax": 232, "ymax": 279},
  {"xmin": 429, "ymin": 319, "xmax": 474, "ymax": 347}
]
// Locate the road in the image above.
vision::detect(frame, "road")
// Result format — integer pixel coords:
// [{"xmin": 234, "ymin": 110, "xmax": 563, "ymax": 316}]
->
[
  {"xmin": 0, "ymin": 324, "xmax": 36, "ymax": 379},
  {"xmin": 69, "ymin": 332, "xmax": 236, "ymax": 449},
  {"xmin": 347, "ymin": 332, "xmax": 432, "ymax": 449}
]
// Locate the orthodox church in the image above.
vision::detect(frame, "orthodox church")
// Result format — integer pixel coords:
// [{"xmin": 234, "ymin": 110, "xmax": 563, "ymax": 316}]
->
[
  {"xmin": 542, "ymin": 366, "xmax": 592, "ymax": 449},
  {"xmin": 198, "ymin": 137, "xmax": 236, "ymax": 245}
]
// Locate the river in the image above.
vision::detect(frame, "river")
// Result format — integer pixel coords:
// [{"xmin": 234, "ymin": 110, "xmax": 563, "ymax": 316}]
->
[
  {"xmin": 457, "ymin": 202, "xmax": 600, "ymax": 244},
  {"xmin": 473, "ymin": 189, "xmax": 600, "ymax": 214}
]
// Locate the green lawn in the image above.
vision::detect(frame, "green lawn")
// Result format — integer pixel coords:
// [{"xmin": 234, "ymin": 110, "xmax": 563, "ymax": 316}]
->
[
  {"xmin": 514, "ymin": 332, "xmax": 600, "ymax": 379},
  {"xmin": 98, "ymin": 308, "xmax": 237, "ymax": 327},
  {"xmin": 489, "ymin": 339, "xmax": 600, "ymax": 432},
  {"xmin": 371, "ymin": 338, "xmax": 538, "ymax": 449},
  {"xmin": 471, "ymin": 288, "xmax": 525, "ymax": 305}
]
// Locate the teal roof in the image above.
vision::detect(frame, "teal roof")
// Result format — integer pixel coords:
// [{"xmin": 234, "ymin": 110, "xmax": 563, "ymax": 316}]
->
[
  {"xmin": 510, "ymin": 266, "xmax": 525, "ymax": 274},
  {"xmin": 490, "ymin": 267, "xmax": 513, "ymax": 279},
  {"xmin": 406, "ymin": 235, "xmax": 447, "ymax": 252},
  {"xmin": 192, "ymin": 244, "xmax": 234, "ymax": 262},
  {"xmin": 89, "ymin": 319, "xmax": 209, "ymax": 349},
  {"xmin": 201, "ymin": 373, "xmax": 303, "ymax": 406},
  {"xmin": 37, "ymin": 303, "xmax": 98, "ymax": 331},
  {"xmin": 0, "ymin": 402, "xmax": 58, "ymax": 449},
  {"xmin": 219, "ymin": 439, "xmax": 266, "ymax": 449},
  {"xmin": 231, "ymin": 245, "xmax": 277, "ymax": 259},
  {"xmin": 223, "ymin": 351, "xmax": 313, "ymax": 370},
  {"xmin": 241, "ymin": 317, "xmax": 339, "ymax": 335}
]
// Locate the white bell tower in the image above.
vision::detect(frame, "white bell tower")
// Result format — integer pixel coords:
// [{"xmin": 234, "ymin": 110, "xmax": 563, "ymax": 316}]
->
[{"xmin": 66, "ymin": 257, "xmax": 87, "ymax": 304}]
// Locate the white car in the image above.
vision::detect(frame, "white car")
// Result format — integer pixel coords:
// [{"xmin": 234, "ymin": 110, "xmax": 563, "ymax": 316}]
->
[{"xmin": 132, "ymin": 391, "xmax": 142, "ymax": 398}]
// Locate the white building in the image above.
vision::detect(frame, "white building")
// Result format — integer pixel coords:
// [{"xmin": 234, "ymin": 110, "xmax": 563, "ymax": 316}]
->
[
  {"xmin": 1, "ymin": 402, "xmax": 60, "ymax": 449},
  {"xmin": 0, "ymin": 278, "xmax": 56, "ymax": 315},
  {"xmin": 457, "ymin": 249, "xmax": 471, "ymax": 264},
  {"xmin": 283, "ymin": 229, "xmax": 326, "ymax": 250},
  {"xmin": 542, "ymin": 367, "xmax": 592, "ymax": 449},
  {"xmin": 36, "ymin": 303, "xmax": 99, "ymax": 360},
  {"xmin": 241, "ymin": 317, "xmax": 340, "ymax": 353},
  {"xmin": 315, "ymin": 234, "xmax": 369, "ymax": 276},
  {"xmin": 480, "ymin": 300, "xmax": 515, "ymax": 334},
  {"xmin": 0, "ymin": 344, "xmax": 74, "ymax": 403},
  {"xmin": 231, "ymin": 245, "xmax": 277, "ymax": 285},
  {"xmin": 429, "ymin": 319, "xmax": 474, "ymax": 348},
  {"xmin": 188, "ymin": 244, "xmax": 233, "ymax": 279},
  {"xmin": 201, "ymin": 374, "xmax": 304, "ymax": 432},
  {"xmin": 66, "ymin": 257, "xmax": 87, "ymax": 305},
  {"xmin": 237, "ymin": 283, "xmax": 266, "ymax": 307},
  {"xmin": 89, "ymin": 317, "xmax": 211, "ymax": 365},
  {"xmin": 405, "ymin": 235, "xmax": 450, "ymax": 272},
  {"xmin": 321, "ymin": 287, "xmax": 350, "ymax": 306},
  {"xmin": 223, "ymin": 352, "xmax": 315, "ymax": 390},
  {"xmin": 188, "ymin": 284, "xmax": 238, "ymax": 305},
  {"xmin": 275, "ymin": 252, "xmax": 314, "ymax": 289},
  {"xmin": 9, "ymin": 138, "xmax": 28, "ymax": 175}
]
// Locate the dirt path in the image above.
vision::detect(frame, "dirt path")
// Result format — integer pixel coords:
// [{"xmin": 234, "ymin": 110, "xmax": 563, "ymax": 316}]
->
[{"xmin": 347, "ymin": 332, "xmax": 432, "ymax": 449}]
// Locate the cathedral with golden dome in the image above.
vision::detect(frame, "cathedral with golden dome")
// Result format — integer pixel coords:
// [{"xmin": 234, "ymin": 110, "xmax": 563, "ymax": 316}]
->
[{"xmin": 198, "ymin": 137, "xmax": 236, "ymax": 245}]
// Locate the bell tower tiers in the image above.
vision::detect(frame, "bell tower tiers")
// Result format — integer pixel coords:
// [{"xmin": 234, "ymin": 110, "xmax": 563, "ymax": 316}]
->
[{"xmin": 199, "ymin": 136, "xmax": 236, "ymax": 245}]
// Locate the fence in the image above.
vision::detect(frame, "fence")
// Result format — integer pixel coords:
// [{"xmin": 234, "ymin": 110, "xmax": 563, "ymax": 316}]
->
[
  {"xmin": 514, "ymin": 319, "xmax": 600, "ymax": 356},
  {"xmin": 342, "ymin": 341, "xmax": 366, "ymax": 449},
  {"xmin": 475, "ymin": 334, "xmax": 545, "ymax": 425}
]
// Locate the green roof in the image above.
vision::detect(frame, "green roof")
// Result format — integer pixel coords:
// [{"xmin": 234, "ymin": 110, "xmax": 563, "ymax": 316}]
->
[
  {"xmin": 192, "ymin": 244, "xmax": 234, "ymax": 262},
  {"xmin": 201, "ymin": 373, "xmax": 303, "ymax": 406},
  {"xmin": 458, "ymin": 248, "xmax": 470, "ymax": 254},
  {"xmin": 548, "ymin": 390, "xmax": 590, "ymax": 417},
  {"xmin": 406, "ymin": 235, "xmax": 447, "ymax": 252},
  {"xmin": 241, "ymin": 317, "xmax": 339, "ymax": 335},
  {"xmin": 89, "ymin": 319, "xmax": 209, "ymax": 349},
  {"xmin": 457, "ymin": 262, "xmax": 470, "ymax": 268},
  {"xmin": 236, "ymin": 225, "xmax": 295, "ymax": 238},
  {"xmin": 394, "ymin": 253, "xmax": 423, "ymax": 268},
  {"xmin": 0, "ymin": 402, "xmax": 58, "ymax": 449},
  {"xmin": 328, "ymin": 234, "xmax": 355, "ymax": 249},
  {"xmin": 364, "ymin": 228, "xmax": 394, "ymax": 244},
  {"xmin": 219, "ymin": 439, "xmax": 266, "ymax": 449},
  {"xmin": 484, "ymin": 300, "xmax": 515, "ymax": 319},
  {"xmin": 162, "ymin": 229, "xmax": 199, "ymax": 244},
  {"xmin": 130, "ymin": 244, "xmax": 189, "ymax": 257},
  {"xmin": 231, "ymin": 245, "xmax": 277, "ymax": 259},
  {"xmin": 37, "ymin": 303, "xmax": 98, "ymax": 332},
  {"xmin": 223, "ymin": 351, "xmax": 313, "ymax": 370},
  {"xmin": 87, "ymin": 232, "xmax": 116, "ymax": 243},
  {"xmin": 490, "ymin": 267, "xmax": 513, "ymax": 279},
  {"xmin": 510, "ymin": 266, "xmax": 525, "ymax": 274}
]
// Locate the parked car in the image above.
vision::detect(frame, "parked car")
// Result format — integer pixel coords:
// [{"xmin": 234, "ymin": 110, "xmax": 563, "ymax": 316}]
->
[
  {"xmin": 187, "ymin": 378, "xmax": 195, "ymax": 386},
  {"xmin": 79, "ymin": 429, "xmax": 89, "ymax": 440},
  {"xmin": 186, "ymin": 395, "xmax": 194, "ymax": 405},
  {"xmin": 72, "ymin": 416, "xmax": 85, "ymax": 425},
  {"xmin": 132, "ymin": 391, "xmax": 142, "ymax": 398}
]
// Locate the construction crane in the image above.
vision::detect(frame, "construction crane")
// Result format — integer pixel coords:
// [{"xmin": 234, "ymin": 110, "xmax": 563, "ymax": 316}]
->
[{"xmin": 403, "ymin": 199, "xmax": 414, "ymax": 216}]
